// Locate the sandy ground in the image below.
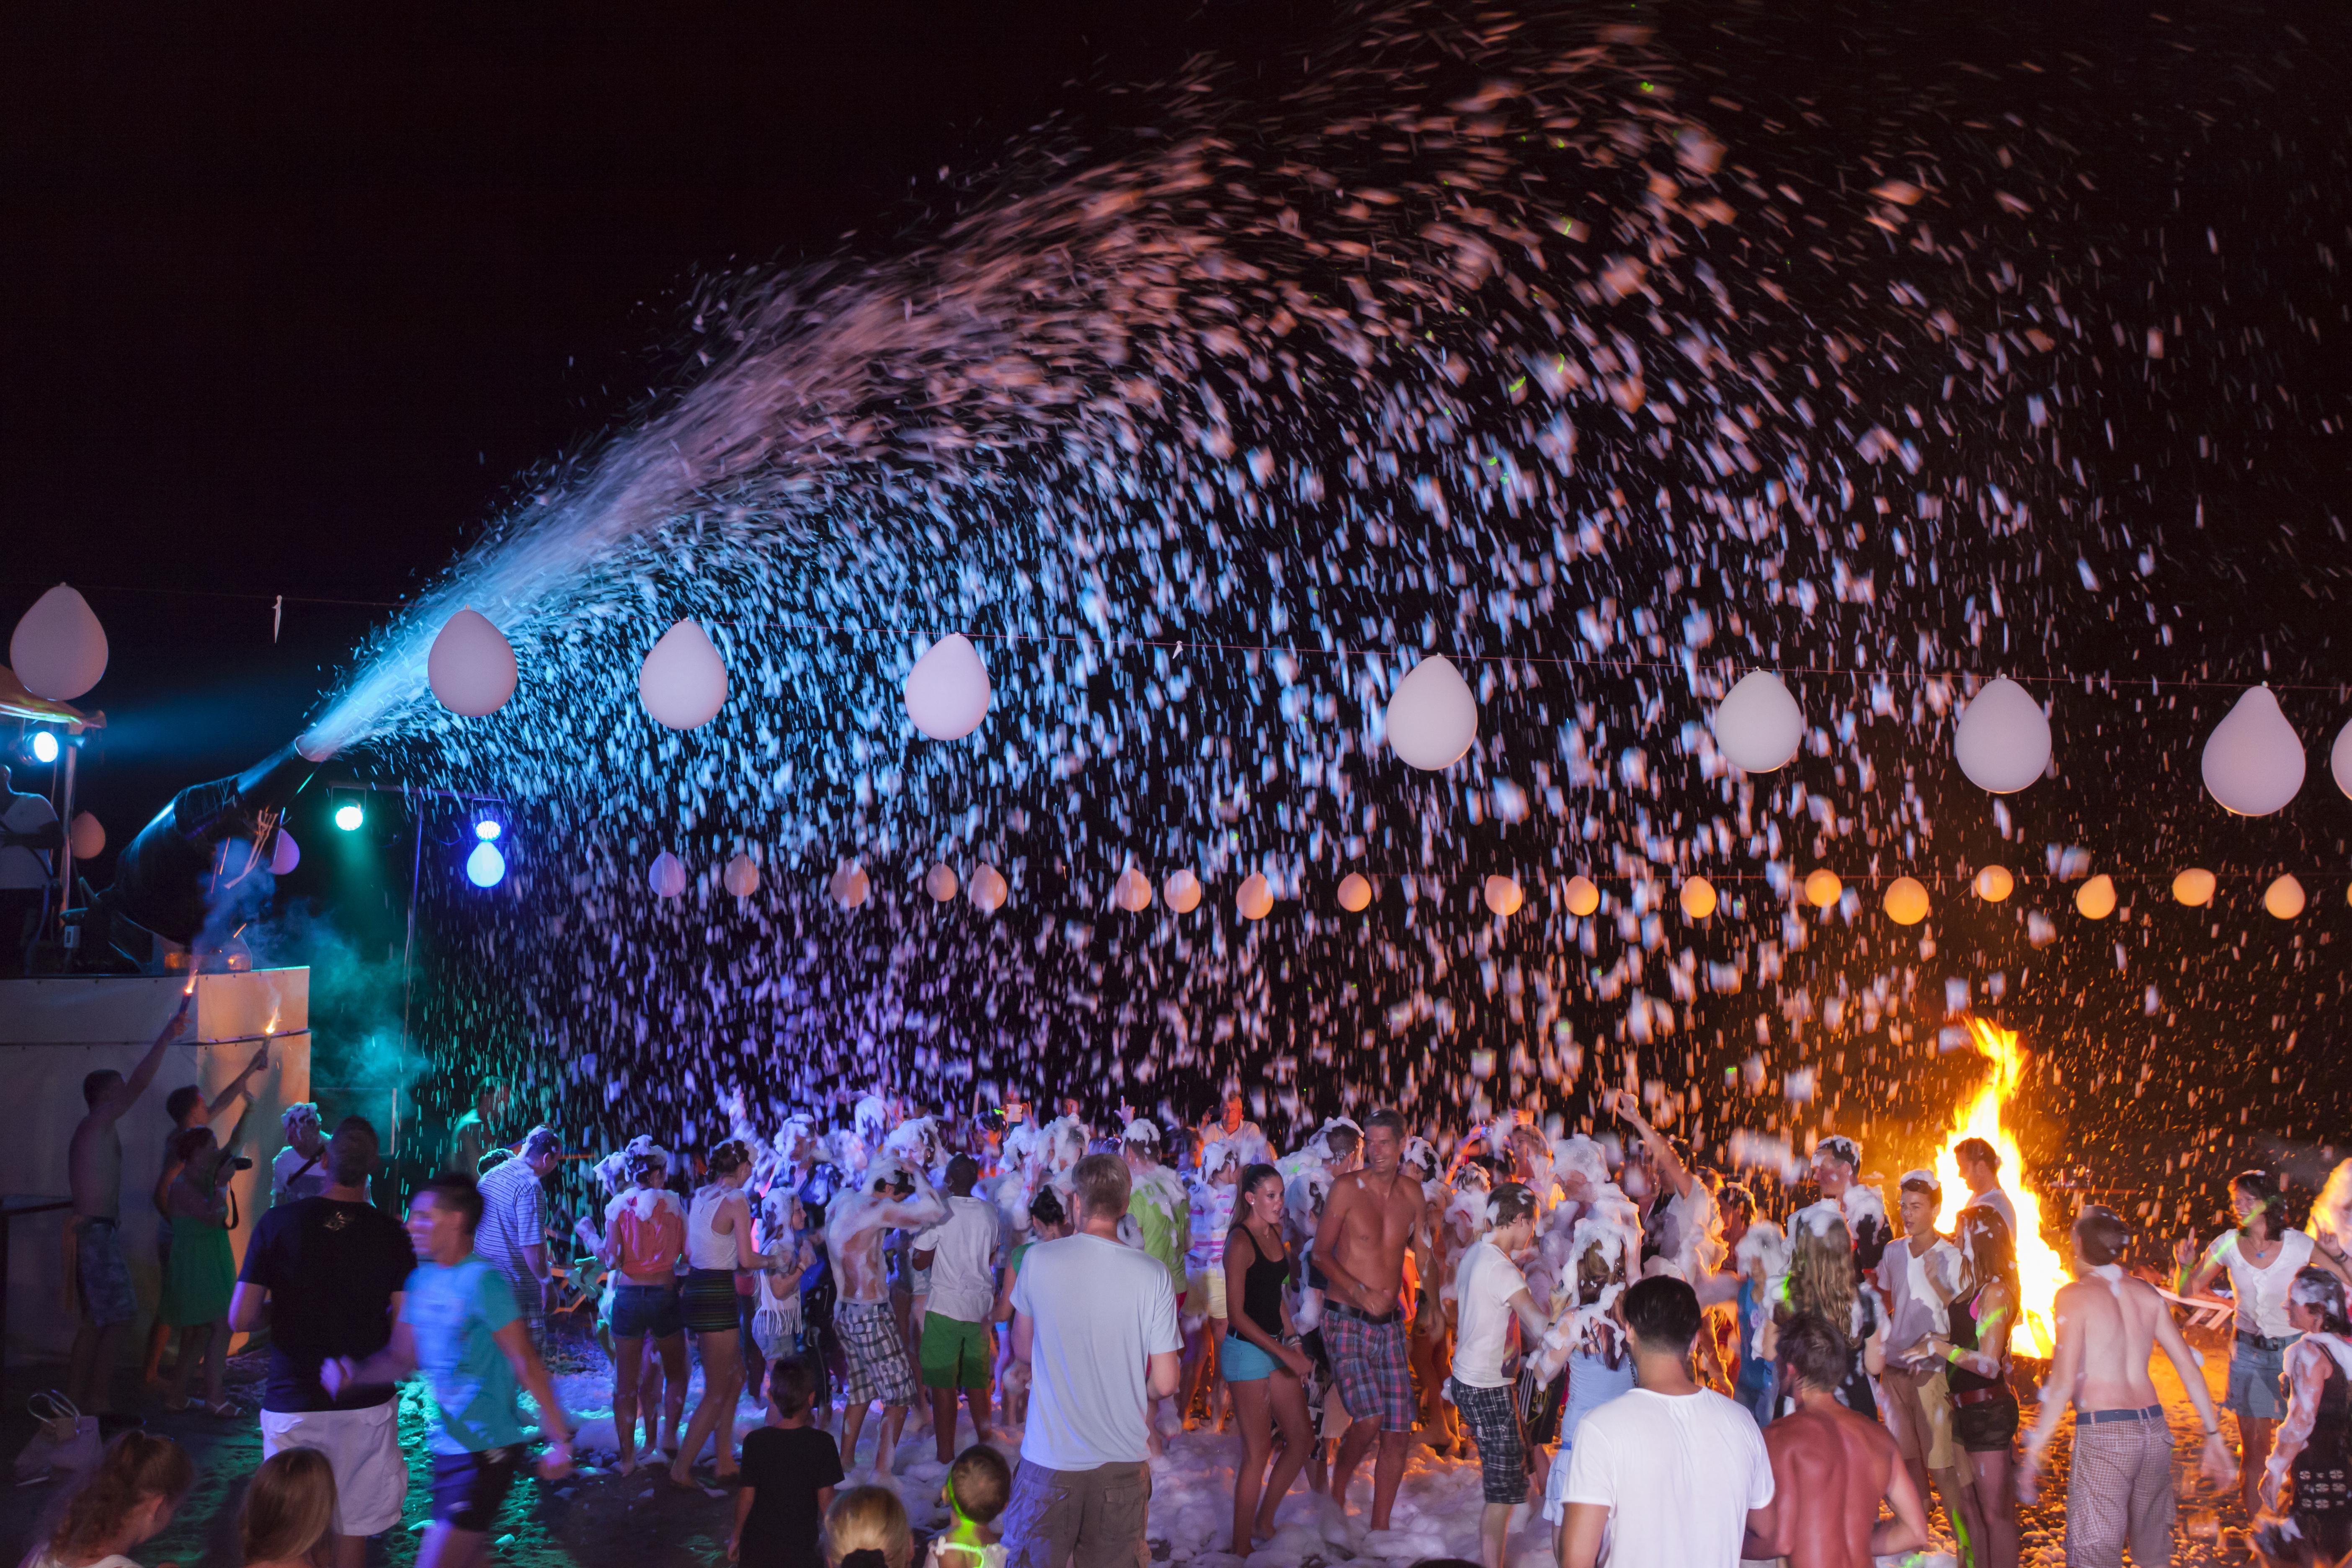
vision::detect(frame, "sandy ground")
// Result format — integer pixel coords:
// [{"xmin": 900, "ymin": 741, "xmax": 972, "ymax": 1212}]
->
[{"xmin": 0, "ymin": 1324, "xmax": 2261, "ymax": 1567}]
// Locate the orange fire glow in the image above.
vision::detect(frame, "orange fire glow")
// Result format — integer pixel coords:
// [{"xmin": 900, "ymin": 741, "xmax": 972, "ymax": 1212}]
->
[{"xmin": 1933, "ymin": 1016, "xmax": 2067, "ymax": 1357}]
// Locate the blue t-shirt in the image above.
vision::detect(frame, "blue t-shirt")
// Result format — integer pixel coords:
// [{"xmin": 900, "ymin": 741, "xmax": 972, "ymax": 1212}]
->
[{"xmin": 402, "ymin": 1254, "xmax": 526, "ymax": 1454}]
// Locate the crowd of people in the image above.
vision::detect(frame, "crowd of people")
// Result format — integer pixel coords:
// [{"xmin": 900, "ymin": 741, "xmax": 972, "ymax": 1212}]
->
[{"xmin": 28, "ymin": 1001, "xmax": 2352, "ymax": 1568}]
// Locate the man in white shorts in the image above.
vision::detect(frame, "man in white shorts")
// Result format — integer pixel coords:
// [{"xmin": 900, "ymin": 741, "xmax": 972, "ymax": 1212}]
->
[{"xmin": 232, "ymin": 1118, "xmax": 417, "ymax": 1568}]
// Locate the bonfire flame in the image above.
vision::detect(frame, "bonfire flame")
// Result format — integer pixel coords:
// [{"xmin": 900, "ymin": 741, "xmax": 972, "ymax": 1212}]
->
[{"xmin": 1934, "ymin": 1016, "xmax": 2067, "ymax": 1358}]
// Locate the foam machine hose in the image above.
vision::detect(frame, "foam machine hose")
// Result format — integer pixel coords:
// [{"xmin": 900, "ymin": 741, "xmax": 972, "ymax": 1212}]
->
[{"xmin": 109, "ymin": 741, "xmax": 322, "ymax": 945}]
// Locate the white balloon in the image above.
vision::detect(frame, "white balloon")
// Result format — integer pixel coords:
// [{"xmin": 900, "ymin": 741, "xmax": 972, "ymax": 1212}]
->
[
  {"xmin": 1336, "ymin": 872, "xmax": 1373, "ymax": 913},
  {"xmin": 2264, "ymin": 874, "xmax": 2307, "ymax": 920},
  {"xmin": 1164, "ymin": 869, "xmax": 1202, "ymax": 914},
  {"xmin": 2202, "ymin": 685, "xmax": 2304, "ymax": 816},
  {"xmin": 904, "ymin": 633, "xmax": 992, "ymax": 741},
  {"xmin": 269, "ymin": 830, "xmax": 300, "ymax": 876},
  {"xmin": 1883, "ymin": 876, "xmax": 1930, "ymax": 926},
  {"xmin": 1952, "ymin": 677, "xmax": 2050, "ymax": 793},
  {"xmin": 2171, "ymin": 868, "xmax": 2216, "ymax": 907},
  {"xmin": 1711, "ymin": 671, "xmax": 1804, "ymax": 773},
  {"xmin": 638, "ymin": 620, "xmax": 728, "ymax": 730},
  {"xmin": 969, "ymin": 864, "xmax": 1008, "ymax": 913},
  {"xmin": 1114, "ymin": 868, "xmax": 1153, "ymax": 912},
  {"xmin": 648, "ymin": 851, "xmax": 687, "ymax": 898},
  {"xmin": 1236, "ymin": 872, "xmax": 1274, "ymax": 920},
  {"xmin": 926, "ymin": 863, "xmax": 960, "ymax": 902},
  {"xmin": 1385, "ymin": 655, "xmax": 1478, "ymax": 771},
  {"xmin": 426, "ymin": 608, "xmax": 518, "ymax": 717},
  {"xmin": 723, "ymin": 854, "xmax": 761, "ymax": 897},
  {"xmin": 1973, "ymin": 865, "xmax": 2014, "ymax": 903},
  {"xmin": 67, "ymin": 811, "xmax": 104, "ymax": 860},
  {"xmin": 2075, "ymin": 874, "xmax": 2117, "ymax": 919},
  {"xmin": 1679, "ymin": 876, "xmax": 1718, "ymax": 920},
  {"xmin": 2334, "ymin": 717, "xmax": 2352, "ymax": 800},
  {"xmin": 829, "ymin": 862, "xmax": 871, "ymax": 909},
  {"xmin": 1564, "ymin": 875, "xmax": 1600, "ymax": 917},
  {"xmin": 1483, "ymin": 875, "xmax": 1524, "ymax": 917},
  {"xmin": 1803, "ymin": 869, "xmax": 1843, "ymax": 909},
  {"xmin": 9, "ymin": 583, "xmax": 108, "ymax": 701}
]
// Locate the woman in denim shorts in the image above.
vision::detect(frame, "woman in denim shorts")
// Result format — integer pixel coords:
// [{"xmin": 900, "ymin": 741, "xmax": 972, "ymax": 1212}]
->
[
  {"xmin": 2177, "ymin": 1170, "xmax": 2352, "ymax": 1517},
  {"xmin": 595, "ymin": 1148, "xmax": 690, "ymax": 1474}
]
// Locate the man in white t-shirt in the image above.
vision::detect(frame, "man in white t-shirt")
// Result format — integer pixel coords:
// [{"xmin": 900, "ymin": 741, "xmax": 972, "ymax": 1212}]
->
[
  {"xmin": 1554, "ymin": 1274, "xmax": 1777, "ymax": 1568},
  {"xmin": 1448, "ymin": 1182, "xmax": 1558, "ymax": 1568},
  {"xmin": 1005, "ymin": 1152, "xmax": 1182, "ymax": 1568},
  {"xmin": 913, "ymin": 1153, "xmax": 1004, "ymax": 1462}
]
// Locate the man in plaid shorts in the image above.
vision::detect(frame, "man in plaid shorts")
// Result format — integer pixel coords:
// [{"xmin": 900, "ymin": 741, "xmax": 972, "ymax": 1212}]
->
[
  {"xmin": 1448, "ymin": 1182, "xmax": 1556, "ymax": 1568},
  {"xmin": 825, "ymin": 1157, "xmax": 946, "ymax": 1476},
  {"xmin": 1313, "ymin": 1109, "xmax": 1426, "ymax": 1534}
]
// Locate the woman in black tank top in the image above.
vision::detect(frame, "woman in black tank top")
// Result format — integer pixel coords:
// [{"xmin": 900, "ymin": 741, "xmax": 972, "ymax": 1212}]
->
[
  {"xmin": 1223, "ymin": 1163, "xmax": 1313, "ymax": 1555},
  {"xmin": 1926, "ymin": 1206, "xmax": 2022, "ymax": 1568}
]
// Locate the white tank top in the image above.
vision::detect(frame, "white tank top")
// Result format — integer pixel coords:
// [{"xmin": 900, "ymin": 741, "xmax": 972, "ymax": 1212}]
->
[
  {"xmin": 688, "ymin": 1185, "xmax": 742, "ymax": 1270},
  {"xmin": 2223, "ymin": 1228, "xmax": 2314, "ymax": 1338}
]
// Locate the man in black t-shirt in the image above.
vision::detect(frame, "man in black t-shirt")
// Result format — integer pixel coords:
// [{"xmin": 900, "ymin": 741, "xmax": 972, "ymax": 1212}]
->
[{"xmin": 230, "ymin": 1117, "xmax": 416, "ymax": 1568}]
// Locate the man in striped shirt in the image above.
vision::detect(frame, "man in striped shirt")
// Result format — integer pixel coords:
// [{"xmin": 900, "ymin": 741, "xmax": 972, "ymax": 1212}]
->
[{"xmin": 476, "ymin": 1126, "xmax": 564, "ymax": 1352}]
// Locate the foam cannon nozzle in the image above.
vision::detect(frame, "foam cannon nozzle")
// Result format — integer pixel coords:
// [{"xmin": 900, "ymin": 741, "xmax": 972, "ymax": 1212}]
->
[{"xmin": 110, "ymin": 738, "xmax": 326, "ymax": 945}]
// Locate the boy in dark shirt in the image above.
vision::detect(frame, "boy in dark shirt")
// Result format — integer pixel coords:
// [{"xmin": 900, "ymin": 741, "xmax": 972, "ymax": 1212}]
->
[{"xmin": 734, "ymin": 1355, "xmax": 845, "ymax": 1568}]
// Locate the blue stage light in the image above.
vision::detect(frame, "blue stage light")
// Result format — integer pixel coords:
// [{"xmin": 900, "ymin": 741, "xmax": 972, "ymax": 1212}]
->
[
  {"xmin": 29, "ymin": 730, "xmax": 59, "ymax": 764},
  {"xmin": 334, "ymin": 802, "xmax": 365, "ymax": 832},
  {"xmin": 465, "ymin": 841, "xmax": 507, "ymax": 888},
  {"xmin": 474, "ymin": 817, "xmax": 501, "ymax": 841}
]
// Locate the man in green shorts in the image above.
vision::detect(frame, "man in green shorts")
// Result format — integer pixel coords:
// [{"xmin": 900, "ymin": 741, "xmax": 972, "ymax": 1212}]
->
[{"xmin": 913, "ymin": 1153, "xmax": 1004, "ymax": 1463}]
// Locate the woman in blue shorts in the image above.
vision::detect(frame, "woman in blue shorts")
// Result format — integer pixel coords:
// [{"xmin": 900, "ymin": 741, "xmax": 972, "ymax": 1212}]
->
[{"xmin": 1222, "ymin": 1163, "xmax": 1313, "ymax": 1555}]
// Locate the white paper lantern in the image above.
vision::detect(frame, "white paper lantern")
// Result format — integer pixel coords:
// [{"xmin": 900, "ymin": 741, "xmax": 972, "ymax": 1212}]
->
[
  {"xmin": 1710, "ymin": 671, "xmax": 1804, "ymax": 773},
  {"xmin": 2264, "ymin": 874, "xmax": 2307, "ymax": 920},
  {"xmin": 426, "ymin": 608, "xmax": 518, "ymax": 717},
  {"xmin": 1336, "ymin": 872, "xmax": 1373, "ymax": 913},
  {"xmin": 1114, "ymin": 867, "xmax": 1154, "ymax": 912},
  {"xmin": 926, "ymin": 862, "xmax": 960, "ymax": 902},
  {"xmin": 2171, "ymin": 867, "xmax": 2216, "ymax": 907},
  {"xmin": 1164, "ymin": 869, "xmax": 1202, "ymax": 914},
  {"xmin": 648, "ymin": 851, "xmax": 687, "ymax": 898},
  {"xmin": 1679, "ymin": 876, "xmax": 1718, "ymax": 920},
  {"xmin": 638, "ymin": 620, "xmax": 728, "ymax": 730},
  {"xmin": 1803, "ymin": 869, "xmax": 1843, "ymax": 909},
  {"xmin": 1236, "ymin": 872, "xmax": 1274, "ymax": 920},
  {"xmin": 1952, "ymin": 677, "xmax": 2051, "ymax": 794},
  {"xmin": 1564, "ymin": 874, "xmax": 1601, "ymax": 917},
  {"xmin": 2334, "ymin": 717, "xmax": 2352, "ymax": 799},
  {"xmin": 9, "ymin": 583, "xmax": 108, "ymax": 701},
  {"xmin": 2075, "ymin": 874, "xmax": 2117, "ymax": 920},
  {"xmin": 67, "ymin": 811, "xmax": 104, "ymax": 860},
  {"xmin": 969, "ymin": 864, "xmax": 1008, "ymax": 912},
  {"xmin": 723, "ymin": 854, "xmax": 761, "ymax": 897},
  {"xmin": 904, "ymin": 633, "xmax": 992, "ymax": 741},
  {"xmin": 2202, "ymin": 685, "xmax": 2304, "ymax": 816},
  {"xmin": 829, "ymin": 862, "xmax": 871, "ymax": 909},
  {"xmin": 1883, "ymin": 876, "xmax": 1930, "ymax": 926},
  {"xmin": 1385, "ymin": 655, "xmax": 1478, "ymax": 771},
  {"xmin": 269, "ymin": 830, "xmax": 300, "ymax": 876},
  {"xmin": 1973, "ymin": 865, "xmax": 2014, "ymax": 903},
  {"xmin": 1483, "ymin": 875, "xmax": 1524, "ymax": 917}
]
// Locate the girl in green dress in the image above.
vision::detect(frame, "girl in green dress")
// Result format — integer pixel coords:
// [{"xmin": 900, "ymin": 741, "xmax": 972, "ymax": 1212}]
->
[{"xmin": 156, "ymin": 1124, "xmax": 241, "ymax": 1415}]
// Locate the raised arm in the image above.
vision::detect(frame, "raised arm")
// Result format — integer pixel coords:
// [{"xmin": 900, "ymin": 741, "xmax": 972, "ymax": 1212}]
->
[
  {"xmin": 1612, "ymin": 1092, "xmax": 1694, "ymax": 1199},
  {"xmin": 877, "ymin": 1171, "xmax": 949, "ymax": 1233},
  {"xmin": 206, "ymin": 1043, "xmax": 271, "ymax": 1125},
  {"xmin": 2176, "ymin": 1231, "xmax": 2228, "ymax": 1299},
  {"xmin": 106, "ymin": 993, "xmax": 193, "ymax": 1120}
]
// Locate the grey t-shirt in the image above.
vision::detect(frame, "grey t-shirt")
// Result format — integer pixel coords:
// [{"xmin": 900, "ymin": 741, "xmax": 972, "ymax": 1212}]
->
[{"xmin": 1010, "ymin": 1232, "xmax": 1181, "ymax": 1471}]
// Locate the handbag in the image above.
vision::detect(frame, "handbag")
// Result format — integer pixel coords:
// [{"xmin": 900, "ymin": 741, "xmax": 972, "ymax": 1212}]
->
[{"xmin": 13, "ymin": 1390, "xmax": 100, "ymax": 1483}]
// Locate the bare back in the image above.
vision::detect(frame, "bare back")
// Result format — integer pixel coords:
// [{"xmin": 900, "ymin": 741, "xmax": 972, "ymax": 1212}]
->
[
  {"xmin": 1767, "ymin": 1400, "xmax": 1898, "ymax": 1568},
  {"xmin": 1320, "ymin": 1168, "xmax": 1420, "ymax": 1307},
  {"xmin": 2056, "ymin": 1274, "xmax": 2164, "ymax": 1411},
  {"xmin": 69, "ymin": 1109, "xmax": 125, "ymax": 1219}
]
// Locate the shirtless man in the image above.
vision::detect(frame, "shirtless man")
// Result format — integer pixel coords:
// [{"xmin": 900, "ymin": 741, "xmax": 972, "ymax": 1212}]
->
[
  {"xmin": 2020, "ymin": 1206, "xmax": 2234, "ymax": 1566},
  {"xmin": 1747, "ymin": 1311, "xmax": 1930, "ymax": 1568},
  {"xmin": 1313, "ymin": 1108, "xmax": 1423, "ymax": 1534},
  {"xmin": 824, "ymin": 1158, "xmax": 947, "ymax": 1474},
  {"xmin": 66, "ymin": 992, "xmax": 193, "ymax": 1416}
]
